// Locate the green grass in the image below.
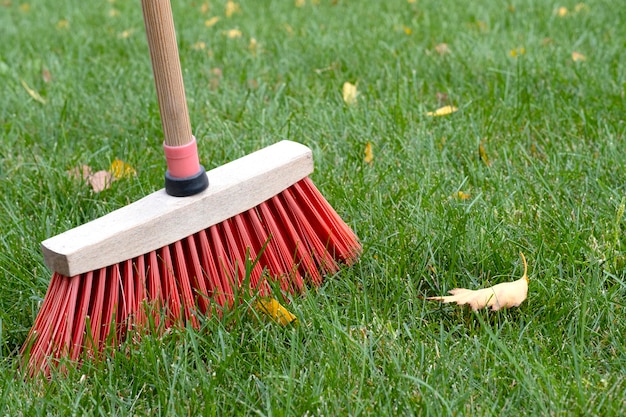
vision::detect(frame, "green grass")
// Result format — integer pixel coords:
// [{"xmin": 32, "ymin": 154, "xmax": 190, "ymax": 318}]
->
[{"xmin": 1, "ymin": 0, "xmax": 625, "ymax": 415}]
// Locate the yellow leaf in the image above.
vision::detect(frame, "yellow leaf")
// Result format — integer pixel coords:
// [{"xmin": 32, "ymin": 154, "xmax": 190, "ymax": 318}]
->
[
  {"xmin": 295, "ymin": 0, "xmax": 305, "ymax": 7},
  {"xmin": 255, "ymin": 298, "xmax": 297, "ymax": 325},
  {"xmin": 225, "ymin": 0, "xmax": 240, "ymax": 17},
  {"xmin": 20, "ymin": 79, "xmax": 46, "ymax": 104},
  {"xmin": 479, "ymin": 139, "xmax": 491, "ymax": 166},
  {"xmin": 426, "ymin": 105, "xmax": 457, "ymax": 116},
  {"xmin": 205, "ymin": 16, "xmax": 220, "ymax": 27},
  {"xmin": 364, "ymin": 142, "xmax": 374, "ymax": 163},
  {"xmin": 427, "ymin": 252, "xmax": 529, "ymax": 311},
  {"xmin": 556, "ymin": 6, "xmax": 568, "ymax": 16},
  {"xmin": 342, "ymin": 81, "xmax": 358, "ymax": 105},
  {"xmin": 402, "ymin": 25, "xmax": 412, "ymax": 35},
  {"xmin": 574, "ymin": 3, "xmax": 588, "ymax": 13},
  {"xmin": 509, "ymin": 47, "xmax": 526, "ymax": 57},
  {"xmin": 225, "ymin": 29, "xmax": 242, "ymax": 38},
  {"xmin": 191, "ymin": 41, "xmax": 206, "ymax": 50},
  {"xmin": 248, "ymin": 37, "xmax": 258, "ymax": 55},
  {"xmin": 200, "ymin": 2, "xmax": 210, "ymax": 14},
  {"xmin": 456, "ymin": 191, "xmax": 471, "ymax": 200},
  {"xmin": 56, "ymin": 19, "xmax": 69, "ymax": 29},
  {"xmin": 109, "ymin": 159, "xmax": 136, "ymax": 179},
  {"xmin": 571, "ymin": 51, "xmax": 586, "ymax": 62},
  {"xmin": 434, "ymin": 43, "xmax": 450, "ymax": 56}
]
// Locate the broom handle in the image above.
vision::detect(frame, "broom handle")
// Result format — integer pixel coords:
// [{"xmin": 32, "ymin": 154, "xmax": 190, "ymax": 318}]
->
[
  {"xmin": 141, "ymin": 0, "xmax": 191, "ymax": 147},
  {"xmin": 142, "ymin": 0, "xmax": 208, "ymax": 196}
]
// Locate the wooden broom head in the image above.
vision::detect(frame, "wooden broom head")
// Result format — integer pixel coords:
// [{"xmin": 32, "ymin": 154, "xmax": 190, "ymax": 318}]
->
[{"xmin": 24, "ymin": 140, "xmax": 360, "ymax": 377}]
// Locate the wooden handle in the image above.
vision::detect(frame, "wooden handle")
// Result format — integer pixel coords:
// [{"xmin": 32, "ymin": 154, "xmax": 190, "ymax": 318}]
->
[{"xmin": 141, "ymin": 0, "xmax": 192, "ymax": 147}]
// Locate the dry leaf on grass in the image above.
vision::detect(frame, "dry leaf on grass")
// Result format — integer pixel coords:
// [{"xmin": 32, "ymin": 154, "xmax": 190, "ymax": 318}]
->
[
  {"xmin": 255, "ymin": 297, "xmax": 297, "ymax": 325},
  {"xmin": 427, "ymin": 252, "xmax": 529, "ymax": 311},
  {"xmin": 364, "ymin": 142, "xmax": 374, "ymax": 163},
  {"xmin": 342, "ymin": 81, "xmax": 358, "ymax": 105},
  {"xmin": 68, "ymin": 159, "xmax": 136, "ymax": 193},
  {"xmin": 426, "ymin": 105, "xmax": 457, "ymax": 116}
]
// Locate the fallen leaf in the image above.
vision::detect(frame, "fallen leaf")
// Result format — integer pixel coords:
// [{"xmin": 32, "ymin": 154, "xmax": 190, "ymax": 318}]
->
[
  {"xmin": 509, "ymin": 47, "xmax": 526, "ymax": 57},
  {"xmin": 342, "ymin": 81, "xmax": 358, "ymax": 105},
  {"xmin": 255, "ymin": 297, "xmax": 297, "ymax": 325},
  {"xmin": 248, "ymin": 37, "xmax": 258, "ymax": 55},
  {"xmin": 364, "ymin": 142, "xmax": 374, "ymax": 163},
  {"xmin": 41, "ymin": 68, "xmax": 52, "ymax": 83},
  {"xmin": 205, "ymin": 16, "xmax": 220, "ymax": 27},
  {"xmin": 402, "ymin": 25, "xmax": 412, "ymax": 35},
  {"xmin": 56, "ymin": 19, "xmax": 69, "ymax": 29},
  {"xmin": 455, "ymin": 191, "xmax": 471, "ymax": 200},
  {"xmin": 225, "ymin": 0, "xmax": 240, "ymax": 17},
  {"xmin": 20, "ymin": 79, "xmax": 46, "ymax": 104},
  {"xmin": 571, "ymin": 51, "xmax": 586, "ymax": 62},
  {"xmin": 556, "ymin": 6, "xmax": 568, "ymax": 16},
  {"xmin": 224, "ymin": 28, "xmax": 242, "ymax": 38},
  {"xmin": 434, "ymin": 43, "xmax": 450, "ymax": 56},
  {"xmin": 295, "ymin": 0, "xmax": 305, "ymax": 7},
  {"xmin": 427, "ymin": 252, "xmax": 529, "ymax": 311},
  {"xmin": 426, "ymin": 105, "xmax": 457, "ymax": 116},
  {"xmin": 88, "ymin": 170, "xmax": 114, "ymax": 193},
  {"xmin": 479, "ymin": 139, "xmax": 491, "ymax": 166},
  {"xmin": 191, "ymin": 41, "xmax": 206, "ymax": 50},
  {"xmin": 109, "ymin": 159, "xmax": 136, "ymax": 179}
]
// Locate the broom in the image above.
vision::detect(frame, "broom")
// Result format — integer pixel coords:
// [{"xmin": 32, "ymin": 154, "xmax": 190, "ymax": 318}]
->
[{"xmin": 21, "ymin": 0, "xmax": 360, "ymax": 377}]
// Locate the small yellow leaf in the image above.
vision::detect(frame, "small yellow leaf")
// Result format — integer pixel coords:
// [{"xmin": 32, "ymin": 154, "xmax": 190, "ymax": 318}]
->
[
  {"xmin": 255, "ymin": 298, "xmax": 297, "ymax": 326},
  {"xmin": 427, "ymin": 252, "xmax": 529, "ymax": 311},
  {"xmin": 295, "ymin": 0, "xmax": 305, "ymax": 7},
  {"xmin": 434, "ymin": 43, "xmax": 450, "ymax": 56},
  {"xmin": 556, "ymin": 6, "xmax": 568, "ymax": 16},
  {"xmin": 191, "ymin": 41, "xmax": 206, "ymax": 50},
  {"xmin": 109, "ymin": 159, "xmax": 136, "ymax": 179},
  {"xmin": 426, "ymin": 105, "xmax": 457, "ymax": 116},
  {"xmin": 56, "ymin": 19, "xmax": 69, "ymax": 29},
  {"xmin": 456, "ymin": 191, "xmax": 471, "ymax": 200},
  {"xmin": 205, "ymin": 16, "xmax": 220, "ymax": 27},
  {"xmin": 248, "ymin": 37, "xmax": 258, "ymax": 55},
  {"xmin": 224, "ymin": 29, "xmax": 242, "ymax": 39},
  {"xmin": 402, "ymin": 25, "xmax": 412, "ymax": 35},
  {"xmin": 509, "ymin": 47, "xmax": 526, "ymax": 57},
  {"xmin": 118, "ymin": 29, "xmax": 135, "ymax": 39},
  {"xmin": 225, "ymin": 0, "xmax": 240, "ymax": 17},
  {"xmin": 20, "ymin": 79, "xmax": 46, "ymax": 104},
  {"xmin": 342, "ymin": 81, "xmax": 358, "ymax": 105},
  {"xmin": 479, "ymin": 139, "xmax": 491, "ymax": 166},
  {"xmin": 574, "ymin": 3, "xmax": 588, "ymax": 13},
  {"xmin": 364, "ymin": 142, "xmax": 374, "ymax": 163},
  {"xmin": 200, "ymin": 2, "xmax": 210, "ymax": 14},
  {"xmin": 571, "ymin": 51, "xmax": 586, "ymax": 62}
]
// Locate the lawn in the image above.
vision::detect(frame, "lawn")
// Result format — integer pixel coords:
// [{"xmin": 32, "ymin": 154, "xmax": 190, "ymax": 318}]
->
[{"xmin": 1, "ymin": 0, "xmax": 625, "ymax": 415}]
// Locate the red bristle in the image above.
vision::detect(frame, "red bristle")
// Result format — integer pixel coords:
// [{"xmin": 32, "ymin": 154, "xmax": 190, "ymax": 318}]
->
[
  {"xmin": 70, "ymin": 271, "xmax": 93, "ymax": 362},
  {"xmin": 23, "ymin": 177, "xmax": 361, "ymax": 376},
  {"xmin": 158, "ymin": 246, "xmax": 183, "ymax": 326},
  {"xmin": 146, "ymin": 250, "xmax": 162, "ymax": 329},
  {"xmin": 100, "ymin": 265, "xmax": 120, "ymax": 348},
  {"xmin": 268, "ymin": 193, "xmax": 323, "ymax": 285},
  {"xmin": 257, "ymin": 201, "xmax": 304, "ymax": 292},
  {"xmin": 172, "ymin": 239, "xmax": 200, "ymax": 328},
  {"xmin": 196, "ymin": 229, "xmax": 228, "ymax": 308},
  {"xmin": 183, "ymin": 235, "xmax": 211, "ymax": 316}
]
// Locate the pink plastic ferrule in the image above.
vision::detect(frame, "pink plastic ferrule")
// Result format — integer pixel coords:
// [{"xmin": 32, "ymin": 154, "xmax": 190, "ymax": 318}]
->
[{"xmin": 163, "ymin": 137, "xmax": 202, "ymax": 179}]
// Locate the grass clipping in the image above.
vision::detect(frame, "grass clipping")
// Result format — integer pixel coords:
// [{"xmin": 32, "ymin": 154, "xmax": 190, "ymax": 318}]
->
[{"xmin": 428, "ymin": 252, "xmax": 529, "ymax": 311}]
